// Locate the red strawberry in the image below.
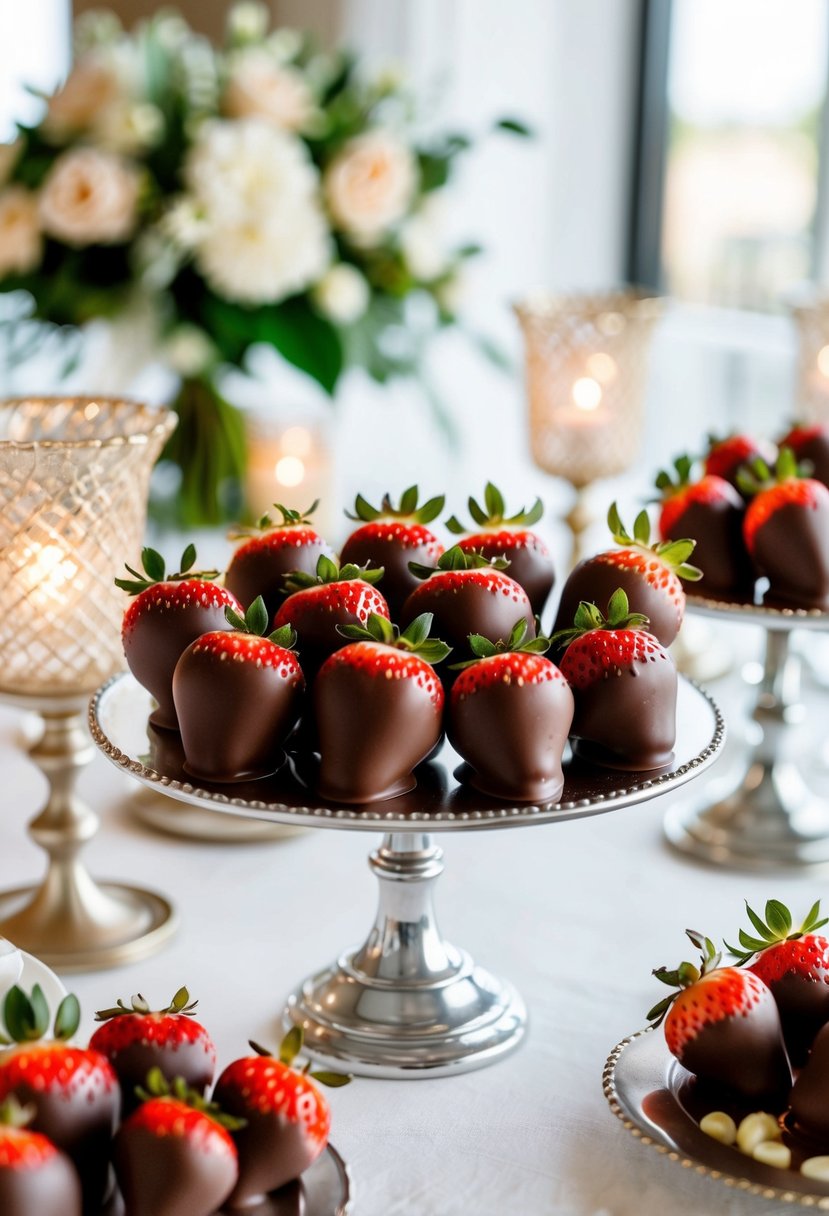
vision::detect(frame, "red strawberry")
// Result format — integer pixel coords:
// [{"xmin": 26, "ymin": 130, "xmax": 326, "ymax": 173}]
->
[
  {"xmin": 553, "ymin": 589, "xmax": 676, "ymax": 770},
  {"xmin": 340, "ymin": 486, "xmax": 445, "ymax": 617},
  {"xmin": 113, "ymin": 1071, "xmax": 240, "ymax": 1216},
  {"xmin": 315, "ymin": 612, "xmax": 449, "ymax": 803},
  {"xmin": 778, "ymin": 422, "xmax": 829, "ymax": 487},
  {"xmin": 0, "ymin": 986, "xmax": 118, "ymax": 1214},
  {"xmin": 116, "ymin": 544, "xmax": 242, "ymax": 730},
  {"xmin": 740, "ymin": 448, "xmax": 829, "ymax": 609},
  {"xmin": 273, "ymin": 554, "xmax": 389, "ymax": 679},
  {"xmin": 552, "ymin": 504, "xmax": 700, "ymax": 648},
  {"xmin": 89, "ymin": 987, "xmax": 217, "ymax": 1117},
  {"xmin": 648, "ymin": 930, "xmax": 792, "ymax": 1100},
  {"xmin": 0, "ymin": 1096, "xmax": 82, "ymax": 1216},
  {"xmin": 212, "ymin": 1028, "xmax": 349, "ymax": 1207},
  {"xmin": 726, "ymin": 899, "xmax": 829, "ymax": 1065},
  {"xmin": 400, "ymin": 546, "xmax": 535, "ymax": 660},
  {"xmin": 173, "ymin": 597, "xmax": 305, "ymax": 782},
  {"xmin": 449, "ymin": 618, "xmax": 573, "ymax": 802},
  {"xmin": 704, "ymin": 432, "xmax": 777, "ymax": 493},
  {"xmin": 225, "ymin": 501, "xmax": 334, "ymax": 620},
  {"xmin": 655, "ymin": 455, "xmax": 752, "ymax": 595},
  {"xmin": 447, "ymin": 482, "xmax": 555, "ymax": 616}
]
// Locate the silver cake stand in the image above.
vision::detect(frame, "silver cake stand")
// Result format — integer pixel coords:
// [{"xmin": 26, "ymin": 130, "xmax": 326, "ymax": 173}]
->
[
  {"xmin": 664, "ymin": 593, "xmax": 829, "ymax": 870},
  {"xmin": 90, "ymin": 672, "xmax": 723, "ymax": 1080}
]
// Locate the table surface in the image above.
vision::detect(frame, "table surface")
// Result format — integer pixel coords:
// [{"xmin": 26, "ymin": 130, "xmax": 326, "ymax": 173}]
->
[{"xmin": 2, "ymin": 617, "xmax": 829, "ymax": 1216}]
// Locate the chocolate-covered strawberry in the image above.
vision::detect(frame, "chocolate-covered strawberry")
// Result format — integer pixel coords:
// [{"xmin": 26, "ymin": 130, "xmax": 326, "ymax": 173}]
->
[
  {"xmin": 90, "ymin": 987, "xmax": 216, "ymax": 1116},
  {"xmin": 446, "ymin": 482, "xmax": 555, "ymax": 616},
  {"xmin": 778, "ymin": 422, "xmax": 829, "ymax": 487},
  {"xmin": 0, "ymin": 1096, "xmax": 81, "ymax": 1216},
  {"xmin": 401, "ymin": 546, "xmax": 535, "ymax": 656},
  {"xmin": 340, "ymin": 486, "xmax": 445, "ymax": 617},
  {"xmin": 552, "ymin": 504, "xmax": 701, "ymax": 648},
  {"xmin": 726, "ymin": 898, "xmax": 829, "ymax": 1065},
  {"xmin": 116, "ymin": 544, "xmax": 242, "ymax": 730},
  {"xmin": 553, "ymin": 589, "xmax": 676, "ymax": 770},
  {"xmin": 0, "ymin": 986, "xmax": 118, "ymax": 1215},
  {"xmin": 648, "ymin": 930, "xmax": 792, "ymax": 1101},
  {"xmin": 113, "ymin": 1070, "xmax": 241, "ymax": 1216},
  {"xmin": 704, "ymin": 431, "xmax": 777, "ymax": 495},
  {"xmin": 225, "ymin": 501, "xmax": 334, "ymax": 620},
  {"xmin": 213, "ymin": 1028, "xmax": 349, "ymax": 1207},
  {"xmin": 273, "ymin": 555, "xmax": 389, "ymax": 680},
  {"xmin": 790, "ymin": 1021, "xmax": 829, "ymax": 1139},
  {"xmin": 739, "ymin": 448, "xmax": 829, "ymax": 610},
  {"xmin": 173, "ymin": 597, "xmax": 304, "ymax": 782},
  {"xmin": 655, "ymin": 455, "xmax": 752, "ymax": 595},
  {"xmin": 315, "ymin": 612, "xmax": 450, "ymax": 803},
  {"xmin": 449, "ymin": 618, "xmax": 573, "ymax": 803}
]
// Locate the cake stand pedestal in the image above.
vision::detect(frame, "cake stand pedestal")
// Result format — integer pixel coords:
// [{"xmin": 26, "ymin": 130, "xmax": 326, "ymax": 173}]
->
[
  {"xmin": 664, "ymin": 595, "xmax": 829, "ymax": 869},
  {"xmin": 90, "ymin": 673, "xmax": 723, "ymax": 1079}
]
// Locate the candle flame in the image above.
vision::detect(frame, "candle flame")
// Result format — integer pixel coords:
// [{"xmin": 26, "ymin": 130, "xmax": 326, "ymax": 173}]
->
[
  {"xmin": 275, "ymin": 455, "xmax": 305, "ymax": 487},
  {"xmin": 572, "ymin": 377, "xmax": 603, "ymax": 411}
]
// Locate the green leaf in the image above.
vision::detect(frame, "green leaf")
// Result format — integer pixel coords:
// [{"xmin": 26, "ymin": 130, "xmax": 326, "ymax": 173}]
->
[
  {"xmin": 416, "ymin": 640, "xmax": 452, "ymax": 664},
  {"xmin": 268, "ymin": 624, "xmax": 296, "ymax": 649},
  {"xmin": 745, "ymin": 902, "xmax": 776, "ymax": 942},
  {"xmin": 142, "ymin": 547, "xmax": 166, "ymax": 582},
  {"xmin": 416, "ymin": 495, "xmax": 445, "ymax": 525},
  {"xmin": 170, "ymin": 987, "xmax": 190, "ymax": 1012},
  {"xmin": 309, "ymin": 1070, "xmax": 352, "ymax": 1087},
  {"xmin": 402, "ymin": 613, "xmax": 432, "ymax": 649},
  {"xmin": 316, "ymin": 554, "xmax": 339, "ymax": 583},
  {"xmin": 279, "ymin": 1025, "xmax": 304, "ymax": 1066},
  {"xmin": 765, "ymin": 899, "xmax": 792, "ymax": 938},
  {"xmin": 468, "ymin": 497, "xmax": 488, "ymax": 527},
  {"xmin": 646, "ymin": 993, "xmax": 675, "ymax": 1025},
  {"xmin": 399, "ymin": 485, "xmax": 419, "ymax": 515},
  {"xmin": 225, "ymin": 606, "xmax": 248, "ymax": 631},
  {"xmin": 494, "ymin": 116, "xmax": 534, "ymax": 137},
  {"xmin": 468, "ymin": 634, "xmax": 497, "ymax": 658},
  {"xmin": 3, "ymin": 987, "xmax": 35, "ymax": 1042},
  {"xmin": 607, "ymin": 588, "xmax": 630, "ymax": 625},
  {"xmin": 180, "ymin": 544, "xmax": 196, "ymax": 574},
  {"xmin": 246, "ymin": 596, "xmax": 269, "ymax": 638},
  {"xmin": 738, "ymin": 929, "xmax": 769, "ymax": 954},
  {"xmin": 484, "ymin": 482, "xmax": 505, "ymax": 520},
  {"xmin": 53, "ymin": 993, "xmax": 80, "ymax": 1041},
  {"xmin": 445, "ymin": 514, "xmax": 465, "ymax": 535},
  {"xmin": 803, "ymin": 900, "xmax": 827, "ymax": 933},
  {"xmin": 606, "ymin": 502, "xmax": 628, "ymax": 542},
  {"xmin": 633, "ymin": 510, "xmax": 651, "ymax": 545}
]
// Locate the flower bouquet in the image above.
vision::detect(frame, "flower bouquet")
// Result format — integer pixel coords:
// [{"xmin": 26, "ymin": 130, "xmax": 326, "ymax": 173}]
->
[{"xmin": 0, "ymin": 4, "xmax": 526, "ymax": 524}]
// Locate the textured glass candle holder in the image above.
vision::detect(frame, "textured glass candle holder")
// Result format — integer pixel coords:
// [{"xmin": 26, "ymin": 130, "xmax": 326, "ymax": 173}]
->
[
  {"xmin": 515, "ymin": 290, "xmax": 661, "ymax": 564},
  {"xmin": 0, "ymin": 397, "xmax": 178, "ymax": 969},
  {"xmin": 790, "ymin": 293, "xmax": 829, "ymax": 421}
]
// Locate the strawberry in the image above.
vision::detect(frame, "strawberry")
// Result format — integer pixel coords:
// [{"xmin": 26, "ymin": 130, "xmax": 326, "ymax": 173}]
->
[
  {"xmin": 315, "ymin": 612, "xmax": 450, "ymax": 803},
  {"xmin": 726, "ymin": 898, "xmax": 829, "ymax": 1065},
  {"xmin": 172, "ymin": 597, "xmax": 305, "ymax": 782},
  {"xmin": 739, "ymin": 448, "xmax": 829, "ymax": 609},
  {"xmin": 212, "ymin": 1027, "xmax": 349, "ymax": 1207},
  {"xmin": 340, "ymin": 486, "xmax": 445, "ymax": 617},
  {"xmin": 648, "ymin": 929, "xmax": 792, "ymax": 1100},
  {"xmin": 446, "ymin": 482, "xmax": 555, "ymax": 615},
  {"xmin": 449, "ymin": 618, "xmax": 573, "ymax": 802},
  {"xmin": 655, "ymin": 455, "xmax": 752, "ymax": 595},
  {"xmin": 553, "ymin": 589, "xmax": 676, "ymax": 770},
  {"xmin": 273, "ymin": 554, "xmax": 389, "ymax": 680},
  {"xmin": 552, "ymin": 504, "xmax": 701, "ymax": 648},
  {"xmin": 113, "ymin": 1070, "xmax": 241, "ymax": 1216},
  {"xmin": 116, "ymin": 544, "xmax": 242, "ymax": 730},
  {"xmin": 704, "ymin": 431, "xmax": 777, "ymax": 494},
  {"xmin": 790, "ymin": 1020, "xmax": 829, "ymax": 1140},
  {"xmin": 225, "ymin": 501, "xmax": 334, "ymax": 620},
  {"xmin": 400, "ymin": 546, "xmax": 535, "ymax": 660},
  {"xmin": 0, "ymin": 985, "xmax": 118, "ymax": 1214},
  {"xmin": 778, "ymin": 422, "xmax": 829, "ymax": 487},
  {"xmin": 89, "ymin": 987, "xmax": 217, "ymax": 1117},
  {"xmin": 0, "ymin": 1095, "xmax": 82, "ymax": 1216}
]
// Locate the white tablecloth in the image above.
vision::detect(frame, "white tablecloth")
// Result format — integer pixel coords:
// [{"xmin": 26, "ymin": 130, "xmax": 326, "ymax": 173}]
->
[{"xmin": 1, "ymin": 622, "xmax": 826, "ymax": 1216}]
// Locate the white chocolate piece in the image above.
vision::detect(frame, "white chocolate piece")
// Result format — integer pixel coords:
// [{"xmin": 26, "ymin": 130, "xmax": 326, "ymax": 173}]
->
[
  {"xmin": 699, "ymin": 1111, "xmax": 737, "ymax": 1146},
  {"xmin": 736, "ymin": 1112, "xmax": 782, "ymax": 1154},
  {"xmin": 752, "ymin": 1141, "xmax": 791, "ymax": 1169},
  {"xmin": 801, "ymin": 1156, "xmax": 829, "ymax": 1180}
]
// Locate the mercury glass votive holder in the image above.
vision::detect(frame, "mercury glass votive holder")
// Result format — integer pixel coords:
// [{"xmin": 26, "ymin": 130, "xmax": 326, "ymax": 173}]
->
[
  {"xmin": 789, "ymin": 293, "xmax": 829, "ymax": 422},
  {"xmin": 0, "ymin": 396, "xmax": 178, "ymax": 969}
]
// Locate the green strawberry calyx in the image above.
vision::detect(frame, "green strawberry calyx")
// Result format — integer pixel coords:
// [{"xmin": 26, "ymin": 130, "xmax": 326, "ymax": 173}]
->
[
  {"xmin": 736, "ymin": 447, "xmax": 811, "ymax": 498},
  {"xmin": 115, "ymin": 544, "xmax": 219, "ymax": 596},
  {"xmin": 136, "ymin": 1068, "xmax": 247, "ymax": 1130},
  {"xmin": 446, "ymin": 481, "xmax": 544, "ymax": 534},
  {"xmin": 0, "ymin": 1095, "xmax": 36, "ymax": 1129},
  {"xmin": 336, "ymin": 611, "xmax": 451, "ymax": 665},
  {"xmin": 725, "ymin": 898, "xmax": 829, "ymax": 964},
  {"xmin": 224, "ymin": 596, "xmax": 297, "ymax": 648},
  {"xmin": 0, "ymin": 984, "xmax": 80, "ymax": 1046},
  {"xmin": 653, "ymin": 455, "xmax": 697, "ymax": 499},
  {"xmin": 248, "ymin": 1026, "xmax": 352, "ymax": 1088},
  {"xmin": 94, "ymin": 986, "xmax": 199, "ymax": 1023},
  {"xmin": 283, "ymin": 553, "xmax": 384, "ymax": 594},
  {"xmin": 229, "ymin": 500, "xmax": 321, "ymax": 539},
  {"xmin": 647, "ymin": 930, "xmax": 721, "ymax": 1028},
  {"xmin": 607, "ymin": 502, "xmax": 702, "ymax": 582},
  {"xmin": 451, "ymin": 616, "xmax": 549, "ymax": 669},
  {"xmin": 550, "ymin": 588, "xmax": 650, "ymax": 650},
  {"xmin": 346, "ymin": 485, "xmax": 445, "ymax": 526},
  {"xmin": 409, "ymin": 544, "xmax": 510, "ymax": 581}
]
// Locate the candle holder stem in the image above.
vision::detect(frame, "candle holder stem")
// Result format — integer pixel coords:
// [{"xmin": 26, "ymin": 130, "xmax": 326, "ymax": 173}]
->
[
  {"xmin": 564, "ymin": 482, "xmax": 594, "ymax": 569},
  {"xmin": 0, "ymin": 696, "xmax": 176, "ymax": 970}
]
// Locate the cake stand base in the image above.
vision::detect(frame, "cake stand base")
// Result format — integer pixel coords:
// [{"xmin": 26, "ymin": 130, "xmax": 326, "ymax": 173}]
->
[{"xmin": 284, "ymin": 832, "xmax": 527, "ymax": 1078}]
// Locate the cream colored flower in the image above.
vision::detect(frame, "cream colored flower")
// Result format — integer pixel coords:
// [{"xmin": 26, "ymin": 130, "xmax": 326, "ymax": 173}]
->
[
  {"xmin": 400, "ymin": 197, "xmax": 448, "ymax": 281},
  {"xmin": 324, "ymin": 131, "xmax": 417, "ymax": 243},
  {"xmin": 163, "ymin": 325, "xmax": 216, "ymax": 376},
  {"xmin": 0, "ymin": 187, "xmax": 42, "ymax": 276},
  {"xmin": 223, "ymin": 50, "xmax": 314, "ymax": 132},
  {"xmin": 43, "ymin": 55, "xmax": 123, "ymax": 140},
  {"xmin": 313, "ymin": 263, "xmax": 369, "ymax": 324},
  {"xmin": 95, "ymin": 101, "xmax": 163, "ymax": 155},
  {"xmin": 39, "ymin": 148, "xmax": 140, "ymax": 246}
]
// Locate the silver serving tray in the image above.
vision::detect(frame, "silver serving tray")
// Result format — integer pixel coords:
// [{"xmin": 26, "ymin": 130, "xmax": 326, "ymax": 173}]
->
[{"xmin": 687, "ymin": 590, "xmax": 829, "ymax": 630}]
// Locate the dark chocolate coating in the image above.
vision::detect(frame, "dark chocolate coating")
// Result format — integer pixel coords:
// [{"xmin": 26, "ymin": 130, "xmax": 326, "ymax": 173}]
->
[
  {"xmin": 751, "ymin": 498, "xmax": 829, "ymax": 610},
  {"xmin": 340, "ymin": 527, "xmax": 442, "ymax": 619},
  {"xmin": 552, "ymin": 555, "xmax": 682, "ymax": 649},
  {"xmin": 274, "ymin": 583, "xmax": 390, "ymax": 682},
  {"xmin": 665, "ymin": 498, "xmax": 753, "ymax": 596},
  {"xmin": 114, "ymin": 1122, "xmax": 237, "ymax": 1216},
  {"xmin": 678, "ymin": 997, "xmax": 792, "ymax": 1100},
  {"xmin": 213, "ymin": 1096, "xmax": 323, "ymax": 1206},
  {"xmin": 791, "ymin": 1021, "xmax": 829, "ymax": 1137},
  {"xmin": 569, "ymin": 648, "xmax": 677, "ymax": 771},
  {"xmin": 400, "ymin": 573, "xmax": 535, "ymax": 657},
  {"xmin": 460, "ymin": 533, "xmax": 555, "ymax": 617},
  {"xmin": 784, "ymin": 432, "xmax": 829, "ymax": 487},
  {"xmin": 0, "ymin": 1148, "xmax": 82, "ymax": 1216},
  {"xmin": 449, "ymin": 672, "xmax": 573, "ymax": 802},
  {"xmin": 314, "ymin": 649, "xmax": 443, "ymax": 803},
  {"xmin": 757, "ymin": 968, "xmax": 829, "ymax": 1067},
  {"xmin": 225, "ymin": 533, "xmax": 333, "ymax": 619},
  {"xmin": 103, "ymin": 1038, "xmax": 215, "ymax": 1117},
  {"xmin": 173, "ymin": 640, "xmax": 304, "ymax": 782}
]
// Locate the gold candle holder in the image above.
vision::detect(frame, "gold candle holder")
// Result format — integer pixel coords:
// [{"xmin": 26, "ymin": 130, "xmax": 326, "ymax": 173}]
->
[
  {"xmin": 789, "ymin": 293, "xmax": 829, "ymax": 421},
  {"xmin": 515, "ymin": 290, "xmax": 662, "ymax": 566},
  {"xmin": 0, "ymin": 396, "xmax": 178, "ymax": 970}
]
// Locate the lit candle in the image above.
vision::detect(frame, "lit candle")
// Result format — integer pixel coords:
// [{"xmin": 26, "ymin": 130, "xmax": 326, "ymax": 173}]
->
[{"xmin": 245, "ymin": 418, "xmax": 334, "ymax": 536}]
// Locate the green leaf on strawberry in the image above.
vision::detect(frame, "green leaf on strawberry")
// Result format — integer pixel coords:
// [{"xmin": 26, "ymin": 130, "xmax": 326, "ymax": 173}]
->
[
  {"xmin": 606, "ymin": 503, "xmax": 702, "ymax": 582},
  {"xmin": 283, "ymin": 554, "xmax": 384, "ymax": 594},
  {"xmin": 336, "ymin": 611, "xmax": 451, "ymax": 664},
  {"xmin": 726, "ymin": 898, "xmax": 829, "ymax": 963},
  {"xmin": 345, "ymin": 486, "xmax": 445, "ymax": 526},
  {"xmin": 446, "ymin": 481, "xmax": 544, "ymax": 534},
  {"xmin": 115, "ymin": 544, "xmax": 219, "ymax": 595}
]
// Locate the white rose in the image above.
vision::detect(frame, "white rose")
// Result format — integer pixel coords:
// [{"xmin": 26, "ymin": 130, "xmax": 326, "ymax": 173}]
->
[
  {"xmin": 223, "ymin": 50, "xmax": 314, "ymax": 132},
  {"xmin": 324, "ymin": 131, "xmax": 417, "ymax": 243},
  {"xmin": 43, "ymin": 55, "xmax": 123, "ymax": 139},
  {"xmin": 39, "ymin": 148, "xmax": 140, "ymax": 247},
  {"xmin": 163, "ymin": 325, "xmax": 216, "ymax": 376},
  {"xmin": 227, "ymin": 2, "xmax": 270, "ymax": 45},
  {"xmin": 94, "ymin": 101, "xmax": 163, "ymax": 154},
  {"xmin": 400, "ymin": 210, "xmax": 448, "ymax": 281},
  {"xmin": 0, "ymin": 187, "xmax": 42, "ymax": 276},
  {"xmin": 313, "ymin": 263, "xmax": 370, "ymax": 324}
]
